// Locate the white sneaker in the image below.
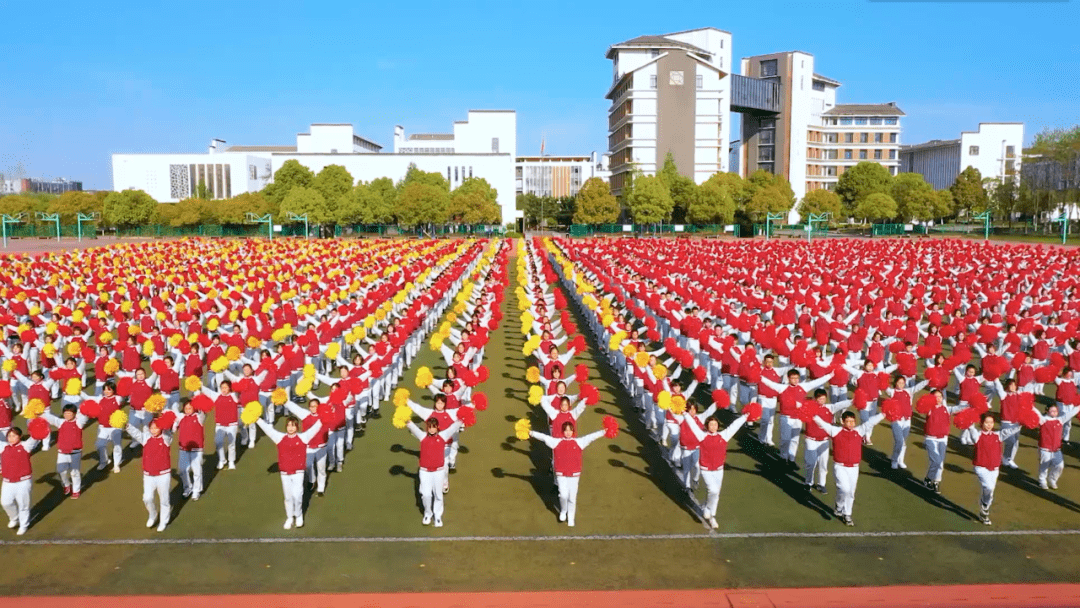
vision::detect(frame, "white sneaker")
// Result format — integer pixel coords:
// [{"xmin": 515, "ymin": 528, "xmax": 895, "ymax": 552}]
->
[
  {"xmin": 283, "ymin": 518, "xmax": 293, "ymax": 530},
  {"xmin": 97, "ymin": 462, "xmax": 109, "ymax": 471},
  {"xmin": 182, "ymin": 489, "xmax": 192, "ymax": 498},
  {"xmin": 559, "ymin": 511, "xmax": 567, "ymax": 522},
  {"xmin": 192, "ymin": 493, "xmax": 201, "ymax": 501},
  {"xmin": 228, "ymin": 463, "xmax": 236, "ymax": 470},
  {"xmin": 1040, "ymin": 481, "xmax": 1049, "ymax": 489},
  {"xmin": 336, "ymin": 463, "xmax": 343, "ymax": 473},
  {"xmin": 146, "ymin": 517, "xmax": 156, "ymax": 528},
  {"xmin": 112, "ymin": 466, "xmax": 121, "ymax": 473},
  {"xmin": 157, "ymin": 521, "xmax": 168, "ymax": 532},
  {"xmin": 434, "ymin": 518, "xmax": 443, "ymax": 527},
  {"xmin": 709, "ymin": 517, "xmax": 719, "ymax": 529},
  {"xmin": 216, "ymin": 461, "xmax": 225, "ymax": 470},
  {"xmin": 16, "ymin": 527, "xmax": 26, "ymax": 536},
  {"xmin": 1050, "ymin": 480, "xmax": 1059, "ymax": 490},
  {"xmin": 295, "ymin": 516, "xmax": 304, "ymax": 528},
  {"xmin": 6, "ymin": 520, "xmax": 17, "ymax": 529},
  {"xmin": 422, "ymin": 515, "xmax": 432, "ymax": 525},
  {"xmin": 567, "ymin": 519, "xmax": 575, "ymax": 527},
  {"xmin": 890, "ymin": 462, "xmax": 899, "ymax": 470}
]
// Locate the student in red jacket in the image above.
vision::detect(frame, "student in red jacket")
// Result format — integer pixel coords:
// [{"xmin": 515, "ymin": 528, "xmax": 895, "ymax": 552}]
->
[
  {"xmin": 255, "ymin": 415, "xmax": 324, "ymax": 529},
  {"xmin": 813, "ymin": 409, "xmax": 886, "ymax": 526},
  {"xmin": 173, "ymin": 399, "xmax": 205, "ymax": 500},
  {"xmin": 528, "ymin": 421, "xmax": 608, "ymax": 528},
  {"xmin": 40, "ymin": 403, "xmax": 88, "ymax": 498},
  {"xmin": 674, "ymin": 411, "xmax": 748, "ymax": 529},
  {"xmin": 125, "ymin": 417, "xmax": 173, "ymax": 532},
  {"xmin": 1, "ymin": 427, "xmax": 34, "ymax": 535},
  {"xmin": 921, "ymin": 389, "xmax": 967, "ymax": 493},
  {"xmin": 960, "ymin": 413, "xmax": 1022, "ymax": 525},
  {"xmin": 95, "ymin": 381, "xmax": 125, "ymax": 472},
  {"xmin": 761, "ymin": 369, "xmax": 834, "ymax": 465},
  {"xmin": 1034, "ymin": 403, "xmax": 1080, "ymax": 490},
  {"xmin": 406, "ymin": 417, "xmax": 464, "ymax": 527}
]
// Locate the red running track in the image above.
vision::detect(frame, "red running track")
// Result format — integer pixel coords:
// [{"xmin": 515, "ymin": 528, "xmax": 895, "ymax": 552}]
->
[{"xmin": 6, "ymin": 585, "xmax": 1080, "ymax": 608}]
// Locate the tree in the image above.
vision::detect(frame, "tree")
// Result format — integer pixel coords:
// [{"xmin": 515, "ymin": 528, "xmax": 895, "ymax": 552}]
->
[
  {"xmin": 311, "ymin": 165, "xmax": 354, "ymax": 206},
  {"xmin": 747, "ymin": 169, "xmax": 796, "ymax": 208},
  {"xmin": 626, "ymin": 175, "xmax": 673, "ymax": 225},
  {"xmin": 835, "ymin": 162, "xmax": 892, "ymax": 213},
  {"xmin": 889, "ymin": 173, "xmax": 936, "ymax": 222},
  {"xmin": 47, "ymin": 191, "xmax": 104, "ymax": 223},
  {"xmin": 399, "ymin": 164, "xmax": 450, "ymax": 191},
  {"xmin": 797, "ymin": 189, "xmax": 842, "ymax": 219},
  {"xmin": 686, "ymin": 180, "xmax": 736, "ymax": 225},
  {"xmin": 280, "ymin": 186, "xmax": 330, "ymax": 226},
  {"xmin": 853, "ymin": 192, "xmax": 898, "ymax": 223},
  {"xmin": 446, "ymin": 177, "xmax": 500, "ymax": 224},
  {"xmin": 162, "ymin": 197, "xmax": 217, "ymax": 226},
  {"xmin": 367, "ymin": 177, "xmax": 397, "ymax": 224},
  {"xmin": 103, "ymin": 190, "xmax": 157, "ymax": 227},
  {"xmin": 1028, "ymin": 125, "xmax": 1080, "ymax": 162},
  {"xmin": 336, "ymin": 182, "xmax": 378, "ymax": 225},
  {"xmin": 745, "ymin": 185, "xmax": 792, "ymax": 223},
  {"xmin": 658, "ymin": 153, "xmax": 696, "ymax": 223},
  {"xmin": 573, "ymin": 178, "xmax": 619, "ymax": 225},
  {"xmin": 950, "ymin": 166, "xmax": 988, "ymax": 215},
  {"xmin": 263, "ymin": 160, "xmax": 314, "ymax": 206},
  {"xmin": 707, "ymin": 172, "xmax": 753, "ymax": 210},
  {"xmin": 988, "ymin": 177, "xmax": 1022, "ymax": 227},
  {"xmin": 931, "ymin": 189, "xmax": 954, "ymax": 221},
  {"xmin": 194, "ymin": 180, "xmax": 213, "ymax": 201},
  {"xmin": 396, "ymin": 183, "xmax": 448, "ymax": 228}
]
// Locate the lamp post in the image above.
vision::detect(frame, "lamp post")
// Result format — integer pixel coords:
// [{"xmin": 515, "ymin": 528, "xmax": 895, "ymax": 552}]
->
[
  {"xmin": 76, "ymin": 212, "xmax": 99, "ymax": 243},
  {"xmin": 973, "ymin": 211, "xmax": 992, "ymax": 241},
  {"xmin": 246, "ymin": 213, "xmax": 274, "ymax": 240},
  {"xmin": 36, "ymin": 212, "xmax": 61, "ymax": 242},
  {"xmin": 765, "ymin": 212, "xmax": 785, "ymax": 240},
  {"xmin": 1051, "ymin": 213, "xmax": 1069, "ymax": 245},
  {"xmin": 286, "ymin": 213, "xmax": 309, "ymax": 239},
  {"xmin": 1, "ymin": 213, "xmax": 26, "ymax": 248},
  {"xmin": 807, "ymin": 212, "xmax": 831, "ymax": 243}
]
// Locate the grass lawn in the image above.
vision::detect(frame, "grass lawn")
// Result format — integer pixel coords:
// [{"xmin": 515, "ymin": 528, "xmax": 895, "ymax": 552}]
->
[{"xmin": 2, "ymin": 241, "xmax": 1080, "ymax": 595}]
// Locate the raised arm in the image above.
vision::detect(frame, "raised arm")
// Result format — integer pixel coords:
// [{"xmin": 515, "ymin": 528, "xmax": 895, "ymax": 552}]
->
[
  {"xmin": 528, "ymin": 430, "xmax": 560, "ymax": 449},
  {"xmin": 255, "ymin": 418, "xmax": 285, "ymax": 444},
  {"xmin": 298, "ymin": 419, "xmax": 324, "ymax": 443},
  {"xmin": 719, "ymin": 414, "xmax": 748, "ymax": 441},
  {"xmin": 574, "ymin": 429, "xmax": 607, "ymax": 450}
]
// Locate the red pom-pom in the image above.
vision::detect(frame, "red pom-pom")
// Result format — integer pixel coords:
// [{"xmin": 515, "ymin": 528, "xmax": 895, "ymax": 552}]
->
[
  {"xmin": 458, "ymin": 407, "xmax": 477, "ymax": 428},
  {"xmin": 693, "ymin": 366, "xmax": 708, "ymax": 383},
  {"xmin": 853, "ymin": 388, "xmax": 869, "ymax": 411},
  {"xmin": 1019, "ymin": 406, "xmax": 1040, "ymax": 430},
  {"xmin": 156, "ymin": 411, "xmax": 177, "ymax": 430},
  {"xmin": 570, "ymin": 335, "xmax": 586, "ymax": 353},
  {"xmin": 575, "ymin": 363, "xmax": 589, "ymax": 383},
  {"xmin": 1011, "ymin": 352, "xmax": 1027, "ymax": 370},
  {"xmin": 1034, "ymin": 366, "xmax": 1058, "ymax": 384},
  {"xmin": 916, "ymin": 393, "xmax": 936, "ymax": 415},
  {"xmin": 664, "ymin": 337, "xmax": 676, "ymax": 353},
  {"xmin": 678, "ymin": 350, "xmax": 695, "ymax": 369},
  {"xmin": 28, "ymin": 418, "xmax": 50, "ymax": 440},
  {"xmin": 712, "ymin": 389, "xmax": 729, "ymax": 408},
  {"xmin": 476, "ymin": 365, "xmax": 490, "ymax": 384},
  {"xmin": 580, "ymin": 383, "xmax": 600, "ymax": 406},
  {"xmin": 795, "ymin": 400, "xmax": 818, "ymax": 424},
  {"xmin": 191, "ymin": 394, "xmax": 214, "ymax": 413},
  {"xmin": 742, "ymin": 401, "xmax": 762, "ymax": 423},
  {"xmin": 151, "ymin": 359, "xmax": 168, "ymax": 376},
  {"xmin": 602, "ymin": 415, "xmax": 619, "ymax": 439},
  {"xmin": 953, "ymin": 408, "xmax": 978, "ymax": 430},
  {"xmin": 460, "ymin": 367, "xmax": 480, "ymax": 387},
  {"xmin": 116, "ymin": 376, "xmax": 132, "ymax": 397},
  {"xmin": 80, "ymin": 399, "xmax": 100, "ymax": 418},
  {"xmin": 881, "ymin": 397, "xmax": 904, "ymax": 422},
  {"xmin": 0, "ymin": 380, "xmax": 10, "ymax": 399},
  {"xmin": 877, "ymin": 372, "xmax": 891, "ymax": 392},
  {"xmin": 471, "ymin": 392, "xmax": 488, "ymax": 411},
  {"xmin": 967, "ymin": 392, "xmax": 989, "ymax": 413},
  {"xmin": 647, "ymin": 329, "xmax": 660, "ymax": 342},
  {"xmin": 563, "ymin": 321, "xmax": 577, "ymax": 335}
]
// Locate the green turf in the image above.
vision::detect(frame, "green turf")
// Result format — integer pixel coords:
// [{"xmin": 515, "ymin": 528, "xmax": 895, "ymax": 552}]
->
[{"xmin": 2, "ymin": 242, "xmax": 1080, "ymax": 595}]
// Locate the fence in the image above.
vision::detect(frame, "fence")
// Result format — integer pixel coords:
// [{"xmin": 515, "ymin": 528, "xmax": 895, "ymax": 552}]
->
[
  {"xmin": 3, "ymin": 223, "xmax": 99, "ymax": 239},
  {"xmin": 568, "ymin": 224, "xmax": 741, "ymax": 237}
]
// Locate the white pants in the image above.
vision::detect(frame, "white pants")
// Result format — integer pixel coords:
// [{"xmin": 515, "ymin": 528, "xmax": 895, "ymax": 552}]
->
[
  {"xmin": 280, "ymin": 472, "xmax": 304, "ymax": 520},
  {"xmin": 1, "ymin": 479, "xmax": 31, "ymax": 529},
  {"xmin": 975, "ymin": 465, "xmax": 999, "ymax": 511},
  {"xmin": 178, "ymin": 449, "xmax": 204, "ymax": 496},
  {"xmin": 804, "ymin": 438, "xmax": 830, "ymax": 486},
  {"xmin": 1001, "ymin": 421, "xmax": 1021, "ymax": 466},
  {"xmin": 663, "ymin": 422, "xmax": 681, "ymax": 461},
  {"xmin": 779, "ymin": 415, "xmax": 802, "ymax": 462},
  {"xmin": 142, "ymin": 473, "xmax": 171, "ymax": 524},
  {"xmin": 305, "ymin": 446, "xmax": 328, "ymax": 493},
  {"xmin": 891, "ymin": 418, "xmax": 911, "ymax": 466},
  {"xmin": 96, "ymin": 427, "xmax": 123, "ymax": 467},
  {"xmin": 680, "ymin": 448, "xmax": 700, "ymax": 488},
  {"xmin": 925, "ymin": 436, "xmax": 947, "ymax": 482},
  {"xmin": 556, "ymin": 474, "xmax": 581, "ymax": 524},
  {"xmin": 1039, "ymin": 449, "xmax": 1064, "ymax": 486},
  {"xmin": 56, "ymin": 450, "xmax": 82, "ymax": 493},
  {"xmin": 329, "ymin": 429, "xmax": 345, "ymax": 467},
  {"xmin": 834, "ymin": 464, "xmax": 860, "ymax": 516},
  {"xmin": 858, "ymin": 401, "xmax": 879, "ymax": 425},
  {"xmin": 758, "ymin": 397, "xmax": 777, "ymax": 445},
  {"xmin": 700, "ymin": 468, "xmax": 725, "ymax": 518},
  {"xmin": 418, "ymin": 468, "xmax": 447, "ymax": 520},
  {"xmin": 214, "ymin": 424, "xmax": 238, "ymax": 466}
]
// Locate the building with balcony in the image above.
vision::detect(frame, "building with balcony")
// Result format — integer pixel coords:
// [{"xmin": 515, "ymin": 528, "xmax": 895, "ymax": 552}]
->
[
  {"xmin": 515, "ymin": 153, "xmax": 610, "ymax": 198},
  {"xmin": 900, "ymin": 122, "xmax": 1024, "ymax": 190}
]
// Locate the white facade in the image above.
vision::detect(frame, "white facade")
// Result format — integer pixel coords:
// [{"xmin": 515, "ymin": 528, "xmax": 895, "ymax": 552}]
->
[
  {"xmin": 394, "ymin": 110, "xmax": 517, "ymax": 157},
  {"xmin": 960, "ymin": 123, "xmax": 1024, "ymax": 186},
  {"xmin": 1, "ymin": 180, "xmax": 21, "ymax": 195},
  {"xmin": 112, "ymin": 111, "xmax": 520, "ymax": 225},
  {"xmin": 516, "ymin": 152, "xmax": 610, "ymax": 198}
]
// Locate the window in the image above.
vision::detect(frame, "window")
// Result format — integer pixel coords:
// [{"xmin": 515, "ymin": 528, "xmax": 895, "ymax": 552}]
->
[
  {"xmin": 969, "ymin": 145, "xmax": 979, "ymax": 156},
  {"xmin": 669, "ymin": 70, "xmax": 684, "ymax": 86},
  {"xmin": 844, "ymin": 150, "xmax": 852, "ymax": 160},
  {"xmin": 844, "ymin": 133, "xmax": 854, "ymax": 143},
  {"xmin": 870, "ymin": 118, "xmax": 882, "ymax": 125},
  {"xmin": 651, "ymin": 49, "xmax": 660, "ymax": 58},
  {"xmin": 758, "ymin": 162, "xmax": 774, "ymax": 174},
  {"xmin": 874, "ymin": 150, "xmax": 882, "ymax": 160},
  {"xmin": 516, "ymin": 167, "xmax": 523, "ymax": 178},
  {"xmin": 812, "ymin": 80, "xmax": 825, "ymax": 91},
  {"xmin": 840, "ymin": 117, "xmax": 853, "ymax": 125},
  {"xmin": 447, "ymin": 167, "xmax": 451, "ymax": 183},
  {"xmin": 249, "ymin": 165, "xmax": 257, "ymax": 180},
  {"xmin": 454, "ymin": 167, "xmax": 458, "ymax": 181},
  {"xmin": 696, "ymin": 74, "xmax": 703, "ymax": 89},
  {"xmin": 889, "ymin": 133, "xmax": 897, "ymax": 143},
  {"xmin": 859, "ymin": 150, "xmax": 868, "ymax": 160},
  {"xmin": 760, "ymin": 118, "xmax": 775, "ymax": 129},
  {"xmin": 825, "ymin": 150, "xmax": 838, "ymax": 160},
  {"xmin": 492, "ymin": 137, "xmax": 500, "ymax": 153},
  {"xmin": 874, "ymin": 133, "xmax": 883, "ymax": 143},
  {"xmin": 760, "ymin": 59, "xmax": 777, "ymax": 77},
  {"xmin": 649, "ymin": 75, "xmax": 657, "ymax": 89},
  {"xmin": 1006, "ymin": 145, "xmax": 1015, "ymax": 158},
  {"xmin": 889, "ymin": 150, "xmax": 897, "ymax": 160},
  {"xmin": 760, "ymin": 129, "xmax": 774, "ymax": 144},
  {"xmin": 758, "ymin": 146, "xmax": 774, "ymax": 162},
  {"xmin": 884, "ymin": 118, "xmax": 898, "ymax": 125},
  {"xmin": 469, "ymin": 166, "xmax": 473, "ymax": 178},
  {"xmin": 860, "ymin": 133, "xmax": 869, "ymax": 143},
  {"xmin": 855, "ymin": 118, "xmax": 867, "ymax": 125}
]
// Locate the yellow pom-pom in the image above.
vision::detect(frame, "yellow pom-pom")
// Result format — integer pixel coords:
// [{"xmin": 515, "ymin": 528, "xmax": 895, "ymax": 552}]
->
[
  {"xmin": 66, "ymin": 342, "xmax": 82, "ymax": 357},
  {"xmin": 228, "ymin": 310, "xmax": 239, "ymax": 323},
  {"xmin": 295, "ymin": 377, "xmax": 313, "ymax": 397},
  {"xmin": 168, "ymin": 333, "xmax": 183, "ymax": 348},
  {"xmin": 271, "ymin": 328, "xmax": 288, "ymax": 342},
  {"xmin": 652, "ymin": 364, "xmax": 668, "ymax": 381},
  {"xmin": 207, "ymin": 318, "xmax": 220, "ymax": 332},
  {"xmin": 670, "ymin": 395, "xmax": 687, "ymax": 415},
  {"xmin": 325, "ymin": 343, "xmax": 341, "ymax": 361},
  {"xmin": 302, "ymin": 364, "xmax": 316, "ymax": 379},
  {"xmin": 109, "ymin": 410, "xmax": 128, "ymax": 429},
  {"xmin": 98, "ymin": 331, "xmax": 114, "ymax": 344},
  {"xmin": 247, "ymin": 336, "xmax": 260, "ymax": 349},
  {"xmin": 142, "ymin": 340, "xmax": 155, "ymax": 356},
  {"xmin": 657, "ymin": 390, "xmax": 672, "ymax": 411},
  {"xmin": 104, "ymin": 358, "xmax": 120, "ymax": 375},
  {"xmin": 522, "ymin": 335, "xmax": 541, "ymax": 356},
  {"xmin": 392, "ymin": 406, "xmax": 412, "ymax": 429},
  {"xmin": 2, "ymin": 360, "xmax": 15, "ymax": 373},
  {"xmin": 210, "ymin": 357, "xmax": 229, "ymax": 374},
  {"xmin": 240, "ymin": 402, "xmax": 263, "ymax": 426},
  {"xmin": 363, "ymin": 316, "xmax": 375, "ymax": 329},
  {"xmin": 45, "ymin": 322, "xmax": 58, "ymax": 335},
  {"xmin": 72, "ymin": 310, "xmax": 84, "ymax": 323},
  {"xmin": 447, "ymin": 312, "xmax": 457, "ymax": 324},
  {"xmin": 23, "ymin": 398, "xmax": 45, "ymax": 419},
  {"xmin": 526, "ymin": 366, "xmax": 540, "ymax": 384},
  {"xmin": 144, "ymin": 393, "xmax": 166, "ymax": 414},
  {"xmin": 65, "ymin": 378, "xmax": 82, "ymax": 396},
  {"xmin": 429, "ymin": 333, "xmax": 445, "ymax": 352},
  {"xmin": 415, "ymin": 367, "xmax": 434, "ymax": 389},
  {"xmin": 528, "ymin": 385, "xmax": 543, "ymax": 406},
  {"xmin": 608, "ymin": 333, "xmax": 623, "ymax": 352},
  {"xmin": 226, "ymin": 346, "xmax": 242, "ymax": 361},
  {"xmin": 29, "ymin": 305, "xmax": 41, "ymax": 317},
  {"xmin": 622, "ymin": 344, "xmax": 637, "ymax": 358},
  {"xmin": 393, "ymin": 388, "xmax": 410, "ymax": 408},
  {"xmin": 128, "ymin": 324, "xmax": 140, "ymax": 337},
  {"xmin": 634, "ymin": 351, "xmax": 650, "ymax": 368},
  {"xmin": 602, "ymin": 314, "xmax": 615, "ymax": 329},
  {"xmin": 184, "ymin": 376, "xmax": 202, "ymax": 392},
  {"xmin": 271, "ymin": 388, "xmax": 288, "ymax": 406},
  {"xmin": 514, "ymin": 418, "xmax": 532, "ymax": 441},
  {"xmin": 42, "ymin": 343, "xmax": 57, "ymax": 358}
]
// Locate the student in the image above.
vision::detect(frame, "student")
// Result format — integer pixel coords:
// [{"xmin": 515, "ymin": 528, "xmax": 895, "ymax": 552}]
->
[
  {"xmin": 284, "ymin": 399, "xmax": 331, "ymax": 497},
  {"xmin": 95, "ymin": 381, "xmax": 125, "ymax": 472},
  {"xmin": 254, "ymin": 415, "xmax": 324, "ymax": 529},
  {"xmin": 40, "ymin": 403, "xmax": 88, "ymax": 499},
  {"xmin": 673, "ymin": 411, "xmax": 749, "ymax": 529},
  {"xmin": 125, "ymin": 417, "xmax": 173, "ymax": 532},
  {"xmin": 921, "ymin": 389, "xmax": 967, "ymax": 493},
  {"xmin": 960, "ymin": 413, "xmax": 1022, "ymax": 525},
  {"xmin": 802, "ymin": 389, "xmax": 854, "ymax": 492},
  {"xmin": 200, "ymin": 379, "xmax": 240, "ymax": 470},
  {"xmin": 813, "ymin": 410, "xmax": 886, "ymax": 526},
  {"xmin": 528, "ymin": 421, "xmax": 608, "ymax": 528},
  {"xmin": 1, "ymin": 427, "xmax": 34, "ymax": 535},
  {"xmin": 674, "ymin": 400, "xmax": 718, "ymax": 491},
  {"xmin": 884, "ymin": 375, "xmax": 930, "ymax": 470},
  {"xmin": 761, "ymin": 369, "xmax": 834, "ymax": 465},
  {"xmin": 405, "ymin": 417, "xmax": 464, "ymax": 527},
  {"xmin": 992, "ymin": 378, "xmax": 1026, "ymax": 469},
  {"xmin": 1034, "ymin": 403, "xmax": 1080, "ymax": 490},
  {"xmin": 173, "ymin": 399, "xmax": 206, "ymax": 500}
]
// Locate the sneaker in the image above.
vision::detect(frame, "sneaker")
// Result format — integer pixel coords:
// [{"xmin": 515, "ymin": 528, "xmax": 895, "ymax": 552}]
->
[
  {"xmin": 336, "ymin": 464, "xmax": 343, "ymax": 473},
  {"xmin": 833, "ymin": 506, "xmax": 842, "ymax": 518},
  {"xmin": 422, "ymin": 515, "xmax": 432, "ymax": 525},
  {"xmin": 443, "ymin": 485, "xmax": 449, "ymax": 494},
  {"xmin": 559, "ymin": 511, "xmax": 567, "ymax": 522},
  {"xmin": 16, "ymin": 527, "xmax": 26, "ymax": 536},
  {"xmin": 814, "ymin": 485, "xmax": 827, "ymax": 494},
  {"xmin": 7, "ymin": 520, "xmax": 17, "ymax": 529},
  {"xmin": 157, "ymin": 521, "xmax": 168, "ymax": 532},
  {"xmin": 448, "ymin": 462, "xmax": 456, "ymax": 471},
  {"xmin": 898, "ymin": 462, "xmax": 908, "ymax": 470},
  {"xmin": 228, "ymin": 463, "xmax": 236, "ymax": 470},
  {"xmin": 923, "ymin": 478, "xmax": 933, "ymax": 489},
  {"xmin": 434, "ymin": 518, "xmax": 443, "ymax": 528},
  {"xmin": 146, "ymin": 517, "xmax": 156, "ymax": 528},
  {"xmin": 283, "ymin": 518, "xmax": 294, "ymax": 530},
  {"xmin": 71, "ymin": 492, "xmax": 80, "ymax": 499},
  {"xmin": 192, "ymin": 493, "xmax": 200, "ymax": 501},
  {"xmin": 182, "ymin": 489, "xmax": 192, "ymax": 498},
  {"xmin": 97, "ymin": 462, "xmax": 109, "ymax": 471},
  {"xmin": 295, "ymin": 516, "xmax": 304, "ymax": 528},
  {"xmin": 1050, "ymin": 480, "xmax": 1059, "ymax": 490},
  {"xmin": 112, "ymin": 466, "xmax": 121, "ymax": 473},
  {"xmin": 933, "ymin": 483, "xmax": 941, "ymax": 495},
  {"xmin": 63, "ymin": 486, "xmax": 71, "ymax": 496},
  {"xmin": 844, "ymin": 516, "xmax": 854, "ymax": 526},
  {"xmin": 1040, "ymin": 481, "xmax": 1049, "ymax": 490},
  {"xmin": 216, "ymin": 462, "xmax": 225, "ymax": 470},
  {"xmin": 567, "ymin": 518, "xmax": 575, "ymax": 528},
  {"xmin": 708, "ymin": 517, "xmax": 719, "ymax": 529},
  {"xmin": 891, "ymin": 462, "xmax": 899, "ymax": 470},
  {"xmin": 317, "ymin": 491, "xmax": 324, "ymax": 498}
]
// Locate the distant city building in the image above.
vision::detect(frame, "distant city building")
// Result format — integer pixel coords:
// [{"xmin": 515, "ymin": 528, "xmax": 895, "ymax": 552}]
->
[
  {"xmin": 0, "ymin": 178, "xmax": 82, "ymax": 195},
  {"xmin": 515, "ymin": 153, "xmax": 610, "ymax": 198},
  {"xmin": 900, "ymin": 123, "xmax": 1024, "ymax": 189}
]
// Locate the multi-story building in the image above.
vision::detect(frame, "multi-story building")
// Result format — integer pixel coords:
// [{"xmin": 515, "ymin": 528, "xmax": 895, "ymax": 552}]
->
[
  {"xmin": 900, "ymin": 122, "xmax": 1024, "ymax": 189},
  {"xmin": 0, "ymin": 178, "xmax": 83, "ymax": 195},
  {"xmin": 740, "ymin": 51, "xmax": 903, "ymax": 211},
  {"xmin": 112, "ymin": 110, "xmax": 520, "ymax": 225},
  {"xmin": 604, "ymin": 28, "xmax": 733, "ymax": 196},
  {"xmin": 515, "ymin": 153, "xmax": 610, "ymax": 198}
]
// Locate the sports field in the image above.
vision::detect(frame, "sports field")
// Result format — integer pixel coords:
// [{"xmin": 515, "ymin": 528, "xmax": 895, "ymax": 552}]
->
[{"xmin": 2, "ymin": 238, "xmax": 1080, "ymax": 597}]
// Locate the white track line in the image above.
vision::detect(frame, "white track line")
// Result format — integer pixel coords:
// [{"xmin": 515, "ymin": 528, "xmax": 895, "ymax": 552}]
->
[{"xmin": 3, "ymin": 529, "xmax": 1080, "ymax": 546}]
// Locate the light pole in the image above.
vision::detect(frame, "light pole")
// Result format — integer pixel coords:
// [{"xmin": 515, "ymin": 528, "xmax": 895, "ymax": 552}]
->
[
  {"xmin": 246, "ymin": 212, "xmax": 274, "ymax": 240},
  {"xmin": 807, "ymin": 212, "xmax": 831, "ymax": 243},
  {"xmin": 765, "ymin": 212, "xmax": 785, "ymax": 240},
  {"xmin": 36, "ymin": 212, "xmax": 61, "ymax": 242},
  {"xmin": 76, "ymin": 212, "xmax": 99, "ymax": 242},
  {"xmin": 973, "ymin": 211, "xmax": 992, "ymax": 241},
  {"xmin": 287, "ymin": 212, "xmax": 309, "ymax": 239},
  {"xmin": 1, "ymin": 213, "xmax": 26, "ymax": 248}
]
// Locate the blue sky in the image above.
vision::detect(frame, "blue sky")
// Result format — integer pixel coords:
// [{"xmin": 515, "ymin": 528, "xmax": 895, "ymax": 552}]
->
[{"xmin": 2, "ymin": 0, "xmax": 1077, "ymax": 190}]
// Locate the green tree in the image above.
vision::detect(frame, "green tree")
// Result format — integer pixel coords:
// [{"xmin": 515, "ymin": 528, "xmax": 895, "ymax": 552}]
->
[
  {"xmin": 573, "ymin": 178, "xmax": 619, "ymax": 225},
  {"xmin": 797, "ymin": 189, "xmax": 843, "ymax": 219},
  {"xmin": 745, "ymin": 185, "xmax": 792, "ymax": 223},
  {"xmin": 399, "ymin": 164, "xmax": 450, "ymax": 191},
  {"xmin": 446, "ymin": 177, "xmax": 500, "ymax": 224},
  {"xmin": 988, "ymin": 178, "xmax": 1022, "ymax": 227},
  {"xmin": 853, "ymin": 192, "xmax": 898, "ymax": 223},
  {"xmin": 102, "ymin": 190, "xmax": 158, "ymax": 227},
  {"xmin": 195, "ymin": 180, "xmax": 213, "ymax": 201},
  {"xmin": 747, "ymin": 169, "xmax": 796, "ymax": 208},
  {"xmin": 931, "ymin": 189, "xmax": 955, "ymax": 221},
  {"xmin": 164, "ymin": 197, "xmax": 217, "ymax": 226},
  {"xmin": 658, "ymin": 153, "xmax": 696, "ymax": 223},
  {"xmin": 263, "ymin": 160, "xmax": 314, "ymax": 206},
  {"xmin": 707, "ymin": 172, "xmax": 753, "ymax": 209},
  {"xmin": 214, "ymin": 192, "xmax": 272, "ymax": 225},
  {"xmin": 280, "ymin": 186, "xmax": 330, "ymax": 225},
  {"xmin": 336, "ymin": 182, "xmax": 378, "ymax": 225},
  {"xmin": 626, "ymin": 175, "xmax": 673, "ymax": 225},
  {"xmin": 396, "ymin": 182, "xmax": 449, "ymax": 228},
  {"xmin": 686, "ymin": 179, "xmax": 736, "ymax": 225},
  {"xmin": 835, "ymin": 162, "xmax": 893, "ymax": 213},
  {"xmin": 311, "ymin": 165, "xmax": 354, "ymax": 205},
  {"xmin": 890, "ymin": 173, "xmax": 936, "ymax": 222},
  {"xmin": 1028, "ymin": 125, "xmax": 1080, "ymax": 162},
  {"xmin": 950, "ymin": 166, "xmax": 988, "ymax": 215},
  {"xmin": 367, "ymin": 177, "xmax": 397, "ymax": 224},
  {"xmin": 47, "ymin": 191, "xmax": 104, "ymax": 223}
]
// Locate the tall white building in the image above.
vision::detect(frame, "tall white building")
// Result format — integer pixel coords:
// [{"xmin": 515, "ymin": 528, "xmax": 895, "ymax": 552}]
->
[
  {"xmin": 900, "ymin": 123, "xmax": 1024, "ymax": 190},
  {"xmin": 112, "ymin": 110, "xmax": 520, "ymax": 225},
  {"xmin": 605, "ymin": 27, "xmax": 733, "ymax": 196},
  {"xmin": 515, "ymin": 153, "xmax": 610, "ymax": 198}
]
